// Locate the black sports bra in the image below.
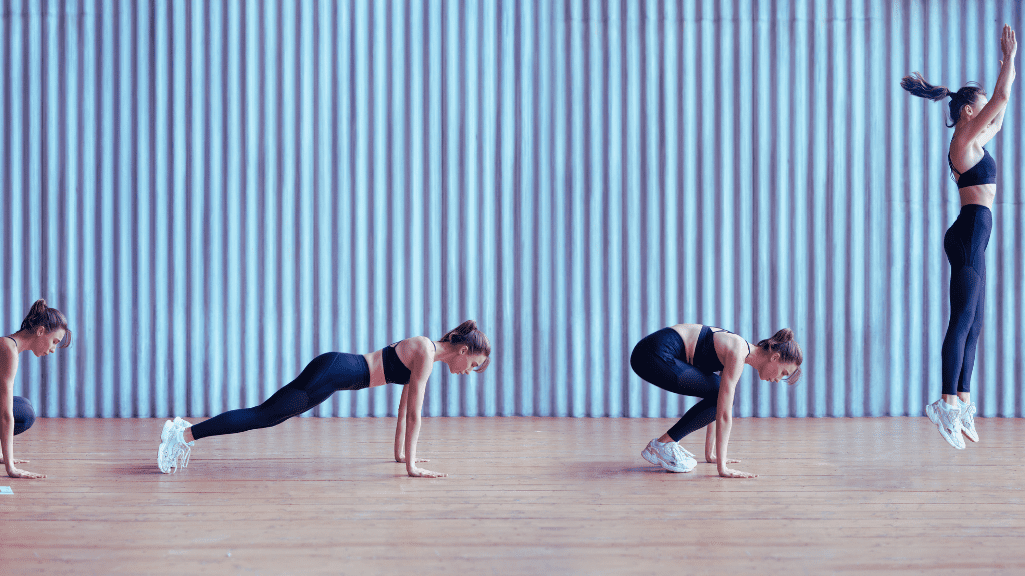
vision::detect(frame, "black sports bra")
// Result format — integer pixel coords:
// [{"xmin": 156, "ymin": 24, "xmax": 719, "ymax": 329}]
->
[
  {"xmin": 949, "ymin": 148, "xmax": 997, "ymax": 188},
  {"xmin": 691, "ymin": 326, "xmax": 752, "ymax": 374},
  {"xmin": 382, "ymin": 339, "xmax": 437, "ymax": 384}
]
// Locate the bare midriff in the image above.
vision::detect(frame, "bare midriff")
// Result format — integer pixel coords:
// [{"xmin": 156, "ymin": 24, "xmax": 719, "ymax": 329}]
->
[
  {"xmin": 363, "ymin": 350, "xmax": 387, "ymax": 388},
  {"xmin": 670, "ymin": 323, "xmax": 706, "ymax": 365},
  {"xmin": 959, "ymin": 184, "xmax": 996, "ymax": 209}
]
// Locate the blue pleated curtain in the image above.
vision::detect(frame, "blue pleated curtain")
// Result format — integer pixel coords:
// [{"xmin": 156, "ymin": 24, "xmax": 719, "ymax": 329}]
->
[{"xmin": 2, "ymin": 0, "xmax": 1023, "ymax": 418}]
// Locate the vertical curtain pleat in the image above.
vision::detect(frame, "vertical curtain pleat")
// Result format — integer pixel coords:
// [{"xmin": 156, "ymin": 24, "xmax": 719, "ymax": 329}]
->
[{"xmin": 2, "ymin": 0, "xmax": 1023, "ymax": 418}]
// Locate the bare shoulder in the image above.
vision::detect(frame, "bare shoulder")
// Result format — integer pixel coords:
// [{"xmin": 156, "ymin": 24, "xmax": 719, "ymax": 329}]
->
[
  {"xmin": 669, "ymin": 324, "xmax": 702, "ymax": 340},
  {"xmin": 0, "ymin": 338, "xmax": 17, "ymax": 379},
  {"xmin": 716, "ymin": 332, "xmax": 750, "ymax": 363},
  {"xmin": 397, "ymin": 336, "xmax": 436, "ymax": 364}
]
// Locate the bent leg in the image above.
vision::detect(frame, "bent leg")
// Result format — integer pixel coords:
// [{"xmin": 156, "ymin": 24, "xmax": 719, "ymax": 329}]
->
[
  {"xmin": 632, "ymin": 330, "xmax": 721, "ymax": 442},
  {"xmin": 12, "ymin": 396, "xmax": 35, "ymax": 436},
  {"xmin": 666, "ymin": 395, "xmax": 717, "ymax": 442}
]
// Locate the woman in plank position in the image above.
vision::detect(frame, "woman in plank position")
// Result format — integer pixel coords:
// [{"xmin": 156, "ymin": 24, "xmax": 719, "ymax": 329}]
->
[
  {"xmin": 902, "ymin": 25, "xmax": 1016, "ymax": 449},
  {"xmin": 157, "ymin": 320, "xmax": 490, "ymax": 478},
  {"xmin": 631, "ymin": 325, "xmax": 802, "ymax": 478},
  {"xmin": 1, "ymin": 299, "xmax": 73, "ymax": 479}
]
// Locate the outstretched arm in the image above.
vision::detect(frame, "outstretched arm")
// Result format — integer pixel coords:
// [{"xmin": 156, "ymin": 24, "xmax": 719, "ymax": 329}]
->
[
  {"xmin": 394, "ymin": 384, "xmax": 409, "ymax": 462},
  {"xmin": 0, "ymin": 345, "xmax": 44, "ymax": 479},
  {"xmin": 394, "ymin": 383, "xmax": 428, "ymax": 464},
  {"xmin": 401, "ymin": 338, "xmax": 446, "ymax": 478},
  {"xmin": 714, "ymin": 340, "xmax": 756, "ymax": 479},
  {"xmin": 704, "ymin": 421, "xmax": 740, "ymax": 464}
]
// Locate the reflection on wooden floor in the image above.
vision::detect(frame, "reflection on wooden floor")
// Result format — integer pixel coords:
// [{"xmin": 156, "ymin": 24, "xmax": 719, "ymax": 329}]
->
[{"xmin": 1, "ymin": 417, "xmax": 1023, "ymax": 574}]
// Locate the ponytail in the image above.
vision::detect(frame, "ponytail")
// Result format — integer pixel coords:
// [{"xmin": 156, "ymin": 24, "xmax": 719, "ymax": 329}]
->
[
  {"xmin": 900, "ymin": 72, "xmax": 951, "ymax": 101},
  {"xmin": 901, "ymin": 72, "xmax": 987, "ymax": 128},
  {"xmin": 756, "ymin": 328, "xmax": 802, "ymax": 384},
  {"xmin": 440, "ymin": 320, "xmax": 491, "ymax": 372},
  {"xmin": 19, "ymin": 299, "xmax": 72, "ymax": 348}
]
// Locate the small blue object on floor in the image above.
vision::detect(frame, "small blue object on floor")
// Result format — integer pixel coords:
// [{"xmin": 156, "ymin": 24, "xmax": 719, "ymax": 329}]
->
[{"xmin": 0, "ymin": 486, "xmax": 12, "ymax": 494}]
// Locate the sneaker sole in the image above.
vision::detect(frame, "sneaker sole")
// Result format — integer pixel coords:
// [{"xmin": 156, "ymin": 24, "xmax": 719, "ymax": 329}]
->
[
  {"xmin": 658, "ymin": 458, "xmax": 696, "ymax": 473},
  {"xmin": 654, "ymin": 452, "xmax": 696, "ymax": 473},
  {"xmin": 926, "ymin": 404, "xmax": 965, "ymax": 449},
  {"xmin": 157, "ymin": 442, "xmax": 171, "ymax": 473},
  {"xmin": 641, "ymin": 445, "xmax": 694, "ymax": 472},
  {"xmin": 936, "ymin": 419, "xmax": 966, "ymax": 450},
  {"xmin": 641, "ymin": 447, "xmax": 661, "ymax": 466}
]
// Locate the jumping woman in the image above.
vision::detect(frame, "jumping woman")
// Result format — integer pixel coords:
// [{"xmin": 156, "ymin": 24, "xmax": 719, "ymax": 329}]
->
[
  {"xmin": 902, "ymin": 25, "xmax": 1016, "ymax": 450},
  {"xmin": 1, "ymin": 299, "xmax": 73, "ymax": 480},
  {"xmin": 157, "ymin": 320, "xmax": 491, "ymax": 478},
  {"xmin": 631, "ymin": 325, "xmax": 803, "ymax": 478}
]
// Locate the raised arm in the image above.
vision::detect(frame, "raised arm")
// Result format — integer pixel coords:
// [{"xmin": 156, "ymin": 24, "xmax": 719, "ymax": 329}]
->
[
  {"xmin": 961, "ymin": 25, "xmax": 1016, "ymax": 147},
  {"xmin": 714, "ymin": 338, "xmax": 757, "ymax": 478},
  {"xmin": 401, "ymin": 337, "xmax": 447, "ymax": 478}
]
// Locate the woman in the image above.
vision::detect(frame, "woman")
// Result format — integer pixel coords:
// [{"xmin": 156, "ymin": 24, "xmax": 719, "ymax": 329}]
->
[
  {"xmin": 902, "ymin": 25, "xmax": 1016, "ymax": 450},
  {"xmin": 631, "ymin": 325, "xmax": 802, "ymax": 478},
  {"xmin": 157, "ymin": 320, "xmax": 491, "ymax": 478},
  {"xmin": 1, "ymin": 299, "xmax": 73, "ymax": 480}
]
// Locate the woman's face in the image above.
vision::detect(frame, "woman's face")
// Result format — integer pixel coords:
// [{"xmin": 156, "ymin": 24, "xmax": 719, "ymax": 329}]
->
[
  {"xmin": 758, "ymin": 354, "xmax": 797, "ymax": 383},
  {"xmin": 32, "ymin": 328, "xmax": 66, "ymax": 358},
  {"xmin": 447, "ymin": 348, "xmax": 488, "ymax": 375},
  {"xmin": 966, "ymin": 94, "xmax": 989, "ymax": 119}
]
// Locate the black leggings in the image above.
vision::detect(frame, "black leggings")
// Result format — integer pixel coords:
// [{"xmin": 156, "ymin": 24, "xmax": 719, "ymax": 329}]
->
[
  {"xmin": 631, "ymin": 328, "xmax": 720, "ymax": 442},
  {"xmin": 191, "ymin": 352, "xmax": 371, "ymax": 441},
  {"xmin": 941, "ymin": 204, "xmax": 992, "ymax": 396},
  {"xmin": 13, "ymin": 396, "xmax": 35, "ymax": 436}
]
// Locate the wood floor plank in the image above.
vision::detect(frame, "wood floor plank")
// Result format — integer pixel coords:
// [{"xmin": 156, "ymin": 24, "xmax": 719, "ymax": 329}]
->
[{"xmin": 1, "ymin": 417, "xmax": 1023, "ymax": 574}]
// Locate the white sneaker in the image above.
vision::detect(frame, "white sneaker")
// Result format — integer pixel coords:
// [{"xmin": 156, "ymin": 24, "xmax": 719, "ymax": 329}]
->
[
  {"xmin": 925, "ymin": 399, "xmax": 965, "ymax": 450},
  {"xmin": 157, "ymin": 417, "xmax": 194, "ymax": 474},
  {"xmin": 641, "ymin": 438, "xmax": 697, "ymax": 473},
  {"xmin": 958, "ymin": 399, "xmax": 979, "ymax": 443}
]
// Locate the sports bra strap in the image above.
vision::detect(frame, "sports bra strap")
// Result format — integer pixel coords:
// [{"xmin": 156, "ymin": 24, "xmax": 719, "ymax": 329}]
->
[{"xmin": 709, "ymin": 328, "xmax": 753, "ymax": 358}]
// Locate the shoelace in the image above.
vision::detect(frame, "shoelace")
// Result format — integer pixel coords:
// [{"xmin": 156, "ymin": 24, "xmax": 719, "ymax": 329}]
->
[
  {"xmin": 176, "ymin": 443, "xmax": 192, "ymax": 471},
  {"xmin": 947, "ymin": 411, "xmax": 962, "ymax": 432},
  {"xmin": 671, "ymin": 443, "xmax": 693, "ymax": 461},
  {"xmin": 961, "ymin": 403, "xmax": 976, "ymax": 429},
  {"xmin": 167, "ymin": 423, "xmax": 193, "ymax": 474}
]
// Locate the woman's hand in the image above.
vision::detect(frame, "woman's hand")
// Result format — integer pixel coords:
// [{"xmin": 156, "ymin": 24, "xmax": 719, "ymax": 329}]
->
[
  {"xmin": 0, "ymin": 457, "xmax": 29, "ymax": 465},
  {"xmin": 1001, "ymin": 24, "xmax": 1017, "ymax": 66},
  {"xmin": 407, "ymin": 466, "xmax": 447, "ymax": 478},
  {"xmin": 7, "ymin": 466, "xmax": 45, "ymax": 479},
  {"xmin": 718, "ymin": 467, "xmax": 757, "ymax": 479},
  {"xmin": 705, "ymin": 454, "xmax": 741, "ymax": 465}
]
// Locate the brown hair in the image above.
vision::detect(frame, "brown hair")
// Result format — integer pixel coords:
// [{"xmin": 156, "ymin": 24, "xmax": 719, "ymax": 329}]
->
[
  {"xmin": 901, "ymin": 72, "xmax": 988, "ymax": 183},
  {"xmin": 901, "ymin": 72, "xmax": 987, "ymax": 128},
  {"xmin": 19, "ymin": 299, "xmax": 72, "ymax": 348},
  {"xmin": 756, "ymin": 328, "xmax": 802, "ymax": 384},
  {"xmin": 440, "ymin": 320, "xmax": 491, "ymax": 372}
]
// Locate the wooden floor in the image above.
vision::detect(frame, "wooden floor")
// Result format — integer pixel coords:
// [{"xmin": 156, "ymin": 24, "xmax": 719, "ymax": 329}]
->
[{"xmin": 1, "ymin": 417, "xmax": 1023, "ymax": 575}]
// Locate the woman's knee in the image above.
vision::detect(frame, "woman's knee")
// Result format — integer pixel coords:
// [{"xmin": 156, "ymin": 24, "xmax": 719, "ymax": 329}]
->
[{"xmin": 13, "ymin": 397, "xmax": 36, "ymax": 436}]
